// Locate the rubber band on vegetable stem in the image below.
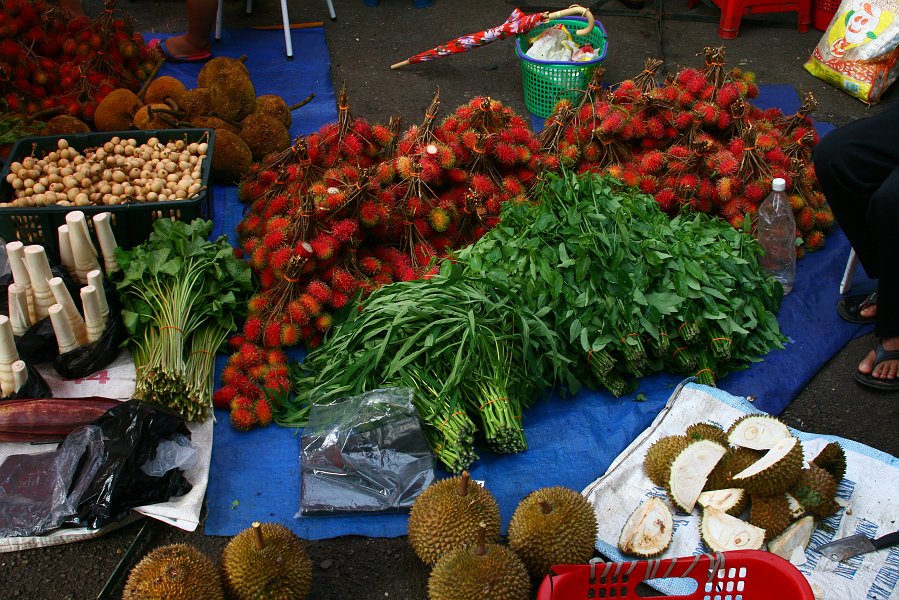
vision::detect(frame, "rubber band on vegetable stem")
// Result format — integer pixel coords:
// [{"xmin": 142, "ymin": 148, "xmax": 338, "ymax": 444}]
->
[
  {"xmin": 695, "ymin": 368, "xmax": 714, "ymax": 378},
  {"xmin": 478, "ymin": 397, "xmax": 508, "ymax": 410},
  {"xmin": 160, "ymin": 325, "xmax": 184, "ymax": 333},
  {"xmin": 672, "ymin": 346, "xmax": 688, "ymax": 357},
  {"xmin": 711, "ymin": 337, "xmax": 731, "ymax": 343},
  {"xmin": 678, "ymin": 321, "xmax": 695, "ymax": 335},
  {"xmin": 439, "ymin": 412, "xmax": 465, "ymax": 430},
  {"xmin": 620, "ymin": 332, "xmax": 638, "ymax": 342}
]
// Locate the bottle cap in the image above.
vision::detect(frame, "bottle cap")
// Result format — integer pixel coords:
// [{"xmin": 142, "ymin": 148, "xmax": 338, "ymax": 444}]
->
[{"xmin": 772, "ymin": 178, "xmax": 786, "ymax": 192}]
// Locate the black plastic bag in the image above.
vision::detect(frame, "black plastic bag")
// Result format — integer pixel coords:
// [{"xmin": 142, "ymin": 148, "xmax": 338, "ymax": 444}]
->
[
  {"xmin": 299, "ymin": 388, "xmax": 435, "ymax": 516},
  {"xmin": 72, "ymin": 400, "xmax": 193, "ymax": 529}
]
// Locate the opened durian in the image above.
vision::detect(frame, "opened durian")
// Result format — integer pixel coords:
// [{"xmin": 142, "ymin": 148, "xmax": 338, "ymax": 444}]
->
[
  {"xmin": 696, "ymin": 488, "xmax": 748, "ymax": 517},
  {"xmin": 700, "ymin": 506, "xmax": 766, "ymax": 552},
  {"xmin": 727, "ymin": 414, "xmax": 791, "ymax": 450},
  {"xmin": 730, "ymin": 436, "xmax": 803, "ymax": 496},
  {"xmin": 123, "ymin": 543, "xmax": 224, "ymax": 600},
  {"xmin": 811, "ymin": 441, "xmax": 847, "ymax": 483},
  {"xmin": 408, "ymin": 471, "xmax": 501, "ymax": 566},
  {"xmin": 221, "ymin": 521, "xmax": 312, "ymax": 600},
  {"xmin": 643, "ymin": 435, "xmax": 691, "ymax": 488},
  {"xmin": 617, "ymin": 497, "xmax": 673, "ymax": 558},
  {"xmin": 705, "ymin": 446, "xmax": 765, "ymax": 491},
  {"xmin": 768, "ymin": 515, "xmax": 815, "ymax": 564},
  {"xmin": 686, "ymin": 422, "xmax": 729, "ymax": 446},
  {"xmin": 428, "ymin": 523, "xmax": 530, "ymax": 600},
  {"xmin": 790, "ymin": 464, "xmax": 839, "ymax": 518},
  {"xmin": 507, "ymin": 486, "xmax": 598, "ymax": 579},
  {"xmin": 667, "ymin": 439, "xmax": 727, "ymax": 512},
  {"xmin": 748, "ymin": 494, "xmax": 792, "ymax": 541}
]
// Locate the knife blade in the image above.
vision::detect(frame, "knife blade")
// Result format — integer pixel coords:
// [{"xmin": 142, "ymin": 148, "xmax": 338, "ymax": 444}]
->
[{"xmin": 816, "ymin": 529, "xmax": 899, "ymax": 562}]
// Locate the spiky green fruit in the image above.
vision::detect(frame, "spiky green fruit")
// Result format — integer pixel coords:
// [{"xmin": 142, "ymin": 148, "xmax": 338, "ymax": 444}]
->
[
  {"xmin": 697, "ymin": 488, "xmax": 748, "ymax": 517},
  {"xmin": 686, "ymin": 422, "xmax": 729, "ymax": 446},
  {"xmin": 221, "ymin": 522, "xmax": 312, "ymax": 600},
  {"xmin": 748, "ymin": 494, "xmax": 792, "ymax": 542},
  {"xmin": 727, "ymin": 414, "xmax": 791, "ymax": 450},
  {"xmin": 123, "ymin": 543, "xmax": 224, "ymax": 600},
  {"xmin": 700, "ymin": 507, "xmax": 766, "ymax": 552},
  {"xmin": 408, "ymin": 473, "xmax": 501, "ymax": 566},
  {"xmin": 666, "ymin": 439, "xmax": 727, "ymax": 513},
  {"xmin": 705, "ymin": 447, "xmax": 765, "ymax": 491},
  {"xmin": 812, "ymin": 442, "xmax": 846, "ymax": 483},
  {"xmin": 643, "ymin": 435, "xmax": 691, "ymax": 487},
  {"xmin": 731, "ymin": 436, "xmax": 803, "ymax": 496},
  {"xmin": 428, "ymin": 541, "xmax": 530, "ymax": 600},
  {"xmin": 790, "ymin": 464, "xmax": 839, "ymax": 518},
  {"xmin": 618, "ymin": 497, "xmax": 673, "ymax": 558},
  {"xmin": 507, "ymin": 487, "xmax": 598, "ymax": 579}
]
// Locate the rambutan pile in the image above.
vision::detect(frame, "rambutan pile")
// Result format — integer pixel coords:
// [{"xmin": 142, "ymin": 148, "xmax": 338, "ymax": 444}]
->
[
  {"xmin": 0, "ymin": 0, "xmax": 159, "ymax": 124},
  {"xmin": 543, "ymin": 46, "xmax": 833, "ymax": 256},
  {"xmin": 223, "ymin": 89, "xmax": 548, "ymax": 430}
]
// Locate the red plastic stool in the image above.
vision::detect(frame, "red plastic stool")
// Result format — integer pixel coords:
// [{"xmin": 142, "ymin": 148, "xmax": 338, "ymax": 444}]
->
[
  {"xmin": 689, "ymin": 0, "xmax": 811, "ymax": 38},
  {"xmin": 537, "ymin": 550, "xmax": 815, "ymax": 599}
]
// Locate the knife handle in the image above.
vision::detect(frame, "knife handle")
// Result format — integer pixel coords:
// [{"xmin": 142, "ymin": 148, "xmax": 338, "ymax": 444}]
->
[{"xmin": 873, "ymin": 530, "xmax": 899, "ymax": 551}]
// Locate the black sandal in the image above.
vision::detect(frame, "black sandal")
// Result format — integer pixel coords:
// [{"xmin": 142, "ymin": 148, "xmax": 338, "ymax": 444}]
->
[
  {"xmin": 837, "ymin": 292, "xmax": 877, "ymax": 324},
  {"xmin": 855, "ymin": 339, "xmax": 899, "ymax": 391}
]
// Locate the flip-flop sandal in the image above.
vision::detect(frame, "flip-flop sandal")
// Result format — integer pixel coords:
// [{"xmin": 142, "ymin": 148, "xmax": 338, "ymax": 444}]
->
[
  {"xmin": 837, "ymin": 291, "xmax": 877, "ymax": 324},
  {"xmin": 148, "ymin": 38, "xmax": 213, "ymax": 63},
  {"xmin": 855, "ymin": 339, "xmax": 899, "ymax": 391}
]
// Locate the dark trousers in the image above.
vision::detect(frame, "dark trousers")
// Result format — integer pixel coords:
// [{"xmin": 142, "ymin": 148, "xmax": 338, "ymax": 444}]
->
[{"xmin": 813, "ymin": 101, "xmax": 899, "ymax": 339}]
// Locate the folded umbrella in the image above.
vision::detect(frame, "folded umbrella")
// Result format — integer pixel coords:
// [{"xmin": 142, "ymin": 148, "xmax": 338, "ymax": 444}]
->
[{"xmin": 390, "ymin": 5, "xmax": 595, "ymax": 70}]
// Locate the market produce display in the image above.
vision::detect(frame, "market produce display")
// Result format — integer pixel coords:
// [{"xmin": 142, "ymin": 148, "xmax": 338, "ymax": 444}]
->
[
  {"xmin": 122, "ymin": 543, "xmax": 225, "ymax": 600},
  {"xmin": 221, "ymin": 521, "xmax": 313, "ymax": 600}
]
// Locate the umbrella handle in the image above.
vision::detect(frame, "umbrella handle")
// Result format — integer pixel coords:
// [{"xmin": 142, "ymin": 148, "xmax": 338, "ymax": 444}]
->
[{"xmin": 545, "ymin": 4, "xmax": 595, "ymax": 36}]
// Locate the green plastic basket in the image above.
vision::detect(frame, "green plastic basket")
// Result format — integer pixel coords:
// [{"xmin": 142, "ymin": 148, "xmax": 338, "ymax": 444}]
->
[{"xmin": 515, "ymin": 17, "xmax": 608, "ymax": 118}]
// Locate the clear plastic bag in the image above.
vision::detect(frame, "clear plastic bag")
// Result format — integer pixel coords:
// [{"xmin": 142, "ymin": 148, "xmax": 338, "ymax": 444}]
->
[{"xmin": 299, "ymin": 387, "xmax": 435, "ymax": 516}]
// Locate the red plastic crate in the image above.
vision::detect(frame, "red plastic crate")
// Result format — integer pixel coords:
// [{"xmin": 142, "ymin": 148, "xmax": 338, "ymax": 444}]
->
[
  {"xmin": 537, "ymin": 550, "xmax": 815, "ymax": 599},
  {"xmin": 813, "ymin": 0, "xmax": 840, "ymax": 30}
]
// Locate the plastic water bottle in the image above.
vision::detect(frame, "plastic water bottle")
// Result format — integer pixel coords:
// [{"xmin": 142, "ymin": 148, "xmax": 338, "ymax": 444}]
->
[{"xmin": 756, "ymin": 177, "xmax": 796, "ymax": 294}]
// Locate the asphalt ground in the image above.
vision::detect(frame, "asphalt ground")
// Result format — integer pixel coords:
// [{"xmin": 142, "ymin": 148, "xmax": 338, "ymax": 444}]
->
[{"xmin": 1, "ymin": 1, "xmax": 896, "ymax": 598}]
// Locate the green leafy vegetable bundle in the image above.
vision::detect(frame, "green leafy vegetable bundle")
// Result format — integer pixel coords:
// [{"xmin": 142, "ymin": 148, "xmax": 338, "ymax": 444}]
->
[{"xmin": 115, "ymin": 219, "xmax": 255, "ymax": 421}]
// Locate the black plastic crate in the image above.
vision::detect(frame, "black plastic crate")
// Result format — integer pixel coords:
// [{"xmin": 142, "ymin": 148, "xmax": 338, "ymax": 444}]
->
[{"xmin": 0, "ymin": 129, "xmax": 215, "ymax": 263}]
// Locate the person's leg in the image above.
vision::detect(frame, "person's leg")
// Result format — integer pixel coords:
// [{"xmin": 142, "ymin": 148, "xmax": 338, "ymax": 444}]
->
[{"xmin": 160, "ymin": 0, "xmax": 217, "ymax": 59}]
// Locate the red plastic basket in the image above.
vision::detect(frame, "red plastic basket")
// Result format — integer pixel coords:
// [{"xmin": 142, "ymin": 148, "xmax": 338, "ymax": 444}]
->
[
  {"xmin": 813, "ymin": 0, "xmax": 840, "ymax": 30},
  {"xmin": 537, "ymin": 550, "xmax": 815, "ymax": 599}
]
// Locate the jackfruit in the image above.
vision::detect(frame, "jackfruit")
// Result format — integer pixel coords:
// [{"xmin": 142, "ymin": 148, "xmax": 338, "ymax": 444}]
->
[
  {"xmin": 617, "ymin": 497, "xmax": 673, "ymax": 558},
  {"xmin": 211, "ymin": 128, "xmax": 253, "ymax": 184},
  {"xmin": 94, "ymin": 88, "xmax": 142, "ymax": 131},
  {"xmin": 241, "ymin": 112, "xmax": 291, "ymax": 162},
  {"xmin": 220, "ymin": 521, "xmax": 312, "ymax": 600},
  {"xmin": 696, "ymin": 488, "xmax": 748, "ymax": 517},
  {"xmin": 748, "ymin": 494, "xmax": 792, "ymax": 541},
  {"xmin": 254, "ymin": 94, "xmax": 292, "ymax": 128},
  {"xmin": 198, "ymin": 56, "xmax": 251, "ymax": 89},
  {"xmin": 178, "ymin": 87, "xmax": 212, "ymax": 118},
  {"xmin": 123, "ymin": 543, "xmax": 224, "ymax": 600},
  {"xmin": 727, "ymin": 414, "xmax": 791, "ymax": 450},
  {"xmin": 507, "ymin": 486, "xmax": 598, "ymax": 579},
  {"xmin": 790, "ymin": 464, "xmax": 839, "ymax": 518},
  {"xmin": 811, "ymin": 442, "xmax": 846, "ymax": 483},
  {"xmin": 208, "ymin": 72, "xmax": 256, "ymax": 122},
  {"xmin": 43, "ymin": 115, "xmax": 91, "ymax": 135},
  {"xmin": 700, "ymin": 506, "xmax": 766, "ymax": 552},
  {"xmin": 642, "ymin": 435, "xmax": 690, "ymax": 488},
  {"xmin": 731, "ymin": 436, "xmax": 803, "ymax": 496},
  {"xmin": 666, "ymin": 439, "xmax": 727, "ymax": 512},
  {"xmin": 143, "ymin": 75, "xmax": 187, "ymax": 105},
  {"xmin": 133, "ymin": 103, "xmax": 172, "ymax": 130},
  {"xmin": 408, "ymin": 472, "xmax": 501, "ymax": 566},
  {"xmin": 705, "ymin": 446, "xmax": 765, "ymax": 491}
]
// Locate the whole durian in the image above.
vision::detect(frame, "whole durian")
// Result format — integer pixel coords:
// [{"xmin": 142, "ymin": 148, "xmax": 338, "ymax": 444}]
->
[
  {"xmin": 642, "ymin": 435, "xmax": 690, "ymax": 487},
  {"xmin": 221, "ymin": 521, "xmax": 312, "ymax": 600},
  {"xmin": 748, "ymin": 494, "xmax": 792, "ymax": 541},
  {"xmin": 123, "ymin": 543, "xmax": 224, "ymax": 600},
  {"xmin": 408, "ymin": 471, "xmax": 501, "ymax": 566},
  {"xmin": 428, "ymin": 524, "xmax": 530, "ymax": 600},
  {"xmin": 507, "ymin": 486, "xmax": 597, "ymax": 579}
]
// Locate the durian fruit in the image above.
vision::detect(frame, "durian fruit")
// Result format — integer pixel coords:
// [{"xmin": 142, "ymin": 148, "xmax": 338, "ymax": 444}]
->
[
  {"xmin": 144, "ymin": 75, "xmax": 187, "ymax": 105},
  {"xmin": 408, "ymin": 471, "xmax": 501, "ymax": 566},
  {"xmin": 696, "ymin": 488, "xmax": 748, "ymax": 517},
  {"xmin": 748, "ymin": 494, "xmax": 792, "ymax": 541},
  {"xmin": 700, "ymin": 507, "xmax": 766, "ymax": 552},
  {"xmin": 507, "ymin": 486, "xmax": 598, "ymax": 579},
  {"xmin": 812, "ymin": 441, "xmax": 847, "ymax": 483},
  {"xmin": 617, "ymin": 497, "xmax": 673, "ymax": 558},
  {"xmin": 178, "ymin": 88, "xmax": 212, "ymax": 118},
  {"xmin": 208, "ymin": 72, "xmax": 256, "ymax": 122},
  {"xmin": 768, "ymin": 515, "xmax": 815, "ymax": 564},
  {"xmin": 428, "ymin": 523, "xmax": 530, "ymax": 600},
  {"xmin": 727, "ymin": 414, "xmax": 791, "ymax": 450},
  {"xmin": 790, "ymin": 464, "xmax": 839, "ymax": 518},
  {"xmin": 94, "ymin": 88, "xmax": 142, "ymax": 131},
  {"xmin": 198, "ymin": 55, "xmax": 251, "ymax": 88},
  {"xmin": 785, "ymin": 493, "xmax": 807, "ymax": 519},
  {"xmin": 704, "ymin": 446, "xmax": 765, "ymax": 491},
  {"xmin": 642, "ymin": 435, "xmax": 690, "ymax": 487},
  {"xmin": 240, "ymin": 112, "xmax": 291, "ymax": 162},
  {"xmin": 254, "ymin": 94, "xmax": 292, "ymax": 128},
  {"xmin": 730, "ymin": 436, "xmax": 803, "ymax": 496},
  {"xmin": 221, "ymin": 521, "xmax": 312, "ymax": 600},
  {"xmin": 211, "ymin": 128, "xmax": 254, "ymax": 184},
  {"xmin": 123, "ymin": 543, "xmax": 224, "ymax": 600},
  {"xmin": 666, "ymin": 439, "xmax": 727, "ymax": 512},
  {"xmin": 686, "ymin": 422, "xmax": 729, "ymax": 446}
]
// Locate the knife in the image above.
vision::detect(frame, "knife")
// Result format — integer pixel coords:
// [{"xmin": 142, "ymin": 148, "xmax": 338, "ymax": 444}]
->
[{"xmin": 816, "ymin": 529, "xmax": 899, "ymax": 562}]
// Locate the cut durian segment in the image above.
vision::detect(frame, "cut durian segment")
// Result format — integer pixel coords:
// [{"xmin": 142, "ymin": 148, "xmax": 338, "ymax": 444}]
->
[
  {"xmin": 731, "ymin": 436, "xmax": 803, "ymax": 496},
  {"xmin": 812, "ymin": 442, "xmax": 847, "ymax": 483},
  {"xmin": 727, "ymin": 414, "xmax": 791, "ymax": 450},
  {"xmin": 704, "ymin": 446, "xmax": 765, "ymax": 491},
  {"xmin": 643, "ymin": 435, "xmax": 691, "ymax": 488},
  {"xmin": 768, "ymin": 515, "xmax": 815, "ymax": 565},
  {"xmin": 700, "ymin": 506, "xmax": 766, "ymax": 552},
  {"xmin": 667, "ymin": 440, "xmax": 727, "ymax": 513},
  {"xmin": 618, "ymin": 497, "xmax": 674, "ymax": 558},
  {"xmin": 785, "ymin": 494, "xmax": 807, "ymax": 520},
  {"xmin": 696, "ymin": 488, "xmax": 748, "ymax": 517}
]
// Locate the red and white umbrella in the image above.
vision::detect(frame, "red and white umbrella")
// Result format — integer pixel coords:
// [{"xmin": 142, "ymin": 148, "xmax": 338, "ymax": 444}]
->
[{"xmin": 390, "ymin": 5, "xmax": 595, "ymax": 70}]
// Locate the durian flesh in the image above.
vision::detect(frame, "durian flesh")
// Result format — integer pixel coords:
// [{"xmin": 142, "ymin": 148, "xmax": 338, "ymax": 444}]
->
[
  {"xmin": 768, "ymin": 515, "xmax": 815, "ymax": 565},
  {"xmin": 667, "ymin": 440, "xmax": 727, "ymax": 513},
  {"xmin": 617, "ymin": 497, "xmax": 674, "ymax": 558},
  {"xmin": 731, "ymin": 436, "xmax": 803, "ymax": 496},
  {"xmin": 696, "ymin": 488, "xmax": 748, "ymax": 517},
  {"xmin": 727, "ymin": 414, "xmax": 791, "ymax": 450},
  {"xmin": 700, "ymin": 507, "xmax": 765, "ymax": 552}
]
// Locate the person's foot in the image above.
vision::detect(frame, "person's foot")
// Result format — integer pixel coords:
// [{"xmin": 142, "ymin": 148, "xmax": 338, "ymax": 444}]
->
[
  {"xmin": 149, "ymin": 37, "xmax": 213, "ymax": 63},
  {"xmin": 857, "ymin": 336, "xmax": 899, "ymax": 386}
]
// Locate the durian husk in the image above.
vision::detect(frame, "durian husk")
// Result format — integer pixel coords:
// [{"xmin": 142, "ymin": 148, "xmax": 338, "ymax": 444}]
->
[
  {"xmin": 666, "ymin": 439, "xmax": 727, "ymax": 513},
  {"xmin": 507, "ymin": 486, "xmax": 598, "ymax": 579},
  {"xmin": 705, "ymin": 446, "xmax": 765, "ymax": 491},
  {"xmin": 731, "ymin": 436, "xmax": 803, "ymax": 496},
  {"xmin": 790, "ymin": 463, "xmax": 839, "ymax": 518},
  {"xmin": 241, "ymin": 112, "xmax": 291, "ymax": 162},
  {"xmin": 617, "ymin": 496, "xmax": 673, "ymax": 558},
  {"xmin": 211, "ymin": 128, "xmax": 253, "ymax": 185},
  {"xmin": 811, "ymin": 441, "xmax": 846, "ymax": 483},
  {"xmin": 221, "ymin": 522, "xmax": 312, "ymax": 600},
  {"xmin": 748, "ymin": 494, "xmax": 792, "ymax": 542},
  {"xmin": 94, "ymin": 88, "xmax": 142, "ymax": 131},
  {"xmin": 686, "ymin": 422, "xmax": 729, "ymax": 446},
  {"xmin": 123, "ymin": 543, "xmax": 224, "ymax": 600},
  {"xmin": 700, "ymin": 506, "xmax": 766, "ymax": 552},
  {"xmin": 408, "ymin": 474, "xmax": 501, "ymax": 566},
  {"xmin": 727, "ymin": 414, "xmax": 791, "ymax": 450},
  {"xmin": 643, "ymin": 435, "xmax": 690, "ymax": 488},
  {"xmin": 428, "ymin": 543, "xmax": 530, "ymax": 600}
]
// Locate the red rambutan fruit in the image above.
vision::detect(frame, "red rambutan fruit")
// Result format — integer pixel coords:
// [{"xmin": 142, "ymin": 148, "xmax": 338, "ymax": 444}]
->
[
  {"xmin": 359, "ymin": 256, "xmax": 381, "ymax": 274},
  {"xmin": 264, "ymin": 321, "xmax": 282, "ymax": 348},
  {"xmin": 314, "ymin": 313, "xmax": 333, "ymax": 333},
  {"xmin": 655, "ymin": 188, "xmax": 678, "ymax": 214},
  {"xmin": 470, "ymin": 174, "xmax": 495, "ymax": 196},
  {"xmin": 330, "ymin": 291, "xmax": 350, "ymax": 309},
  {"xmin": 713, "ymin": 151, "xmax": 739, "ymax": 176},
  {"xmin": 805, "ymin": 229, "xmax": 826, "ymax": 251},
  {"xmin": 743, "ymin": 182, "xmax": 766, "ymax": 204},
  {"xmin": 281, "ymin": 322, "xmax": 301, "ymax": 346},
  {"xmin": 797, "ymin": 207, "xmax": 815, "ymax": 232},
  {"xmin": 258, "ymin": 268, "xmax": 276, "ymax": 290},
  {"xmin": 307, "ymin": 279, "xmax": 332, "ymax": 304},
  {"xmin": 331, "ymin": 219, "xmax": 359, "ymax": 243},
  {"xmin": 310, "ymin": 235, "xmax": 337, "ymax": 260},
  {"xmin": 244, "ymin": 317, "xmax": 263, "ymax": 342},
  {"xmin": 230, "ymin": 407, "xmax": 256, "ymax": 431},
  {"xmin": 815, "ymin": 208, "xmax": 835, "ymax": 230},
  {"xmin": 715, "ymin": 177, "xmax": 739, "ymax": 201},
  {"xmin": 253, "ymin": 398, "xmax": 273, "ymax": 426},
  {"xmin": 494, "ymin": 142, "xmax": 518, "ymax": 165},
  {"xmin": 428, "ymin": 207, "xmax": 451, "ymax": 232},
  {"xmin": 639, "ymin": 150, "xmax": 665, "ymax": 174},
  {"xmin": 213, "ymin": 385, "xmax": 238, "ymax": 410},
  {"xmin": 269, "ymin": 246, "xmax": 293, "ymax": 271},
  {"xmin": 639, "ymin": 176, "xmax": 659, "ymax": 195}
]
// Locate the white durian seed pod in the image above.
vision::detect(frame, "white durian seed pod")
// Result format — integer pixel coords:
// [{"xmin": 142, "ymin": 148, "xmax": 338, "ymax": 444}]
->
[
  {"xmin": 7, "ymin": 283, "xmax": 31, "ymax": 336},
  {"xmin": 92, "ymin": 212, "xmax": 120, "ymax": 274},
  {"xmin": 65, "ymin": 211, "xmax": 100, "ymax": 284},
  {"xmin": 86, "ymin": 269, "xmax": 110, "ymax": 321},
  {"xmin": 48, "ymin": 304, "xmax": 79, "ymax": 354},
  {"xmin": 6, "ymin": 241, "xmax": 35, "ymax": 322},
  {"xmin": 49, "ymin": 277, "xmax": 88, "ymax": 346},
  {"xmin": 23, "ymin": 245, "xmax": 54, "ymax": 320},
  {"xmin": 11, "ymin": 360, "xmax": 27, "ymax": 394},
  {"xmin": 57, "ymin": 224, "xmax": 78, "ymax": 280},
  {"xmin": 81, "ymin": 285, "xmax": 106, "ymax": 343}
]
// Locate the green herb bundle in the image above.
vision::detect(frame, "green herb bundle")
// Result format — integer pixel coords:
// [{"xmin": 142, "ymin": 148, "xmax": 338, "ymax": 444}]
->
[
  {"xmin": 115, "ymin": 219, "xmax": 254, "ymax": 421},
  {"xmin": 456, "ymin": 170, "xmax": 786, "ymax": 394}
]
